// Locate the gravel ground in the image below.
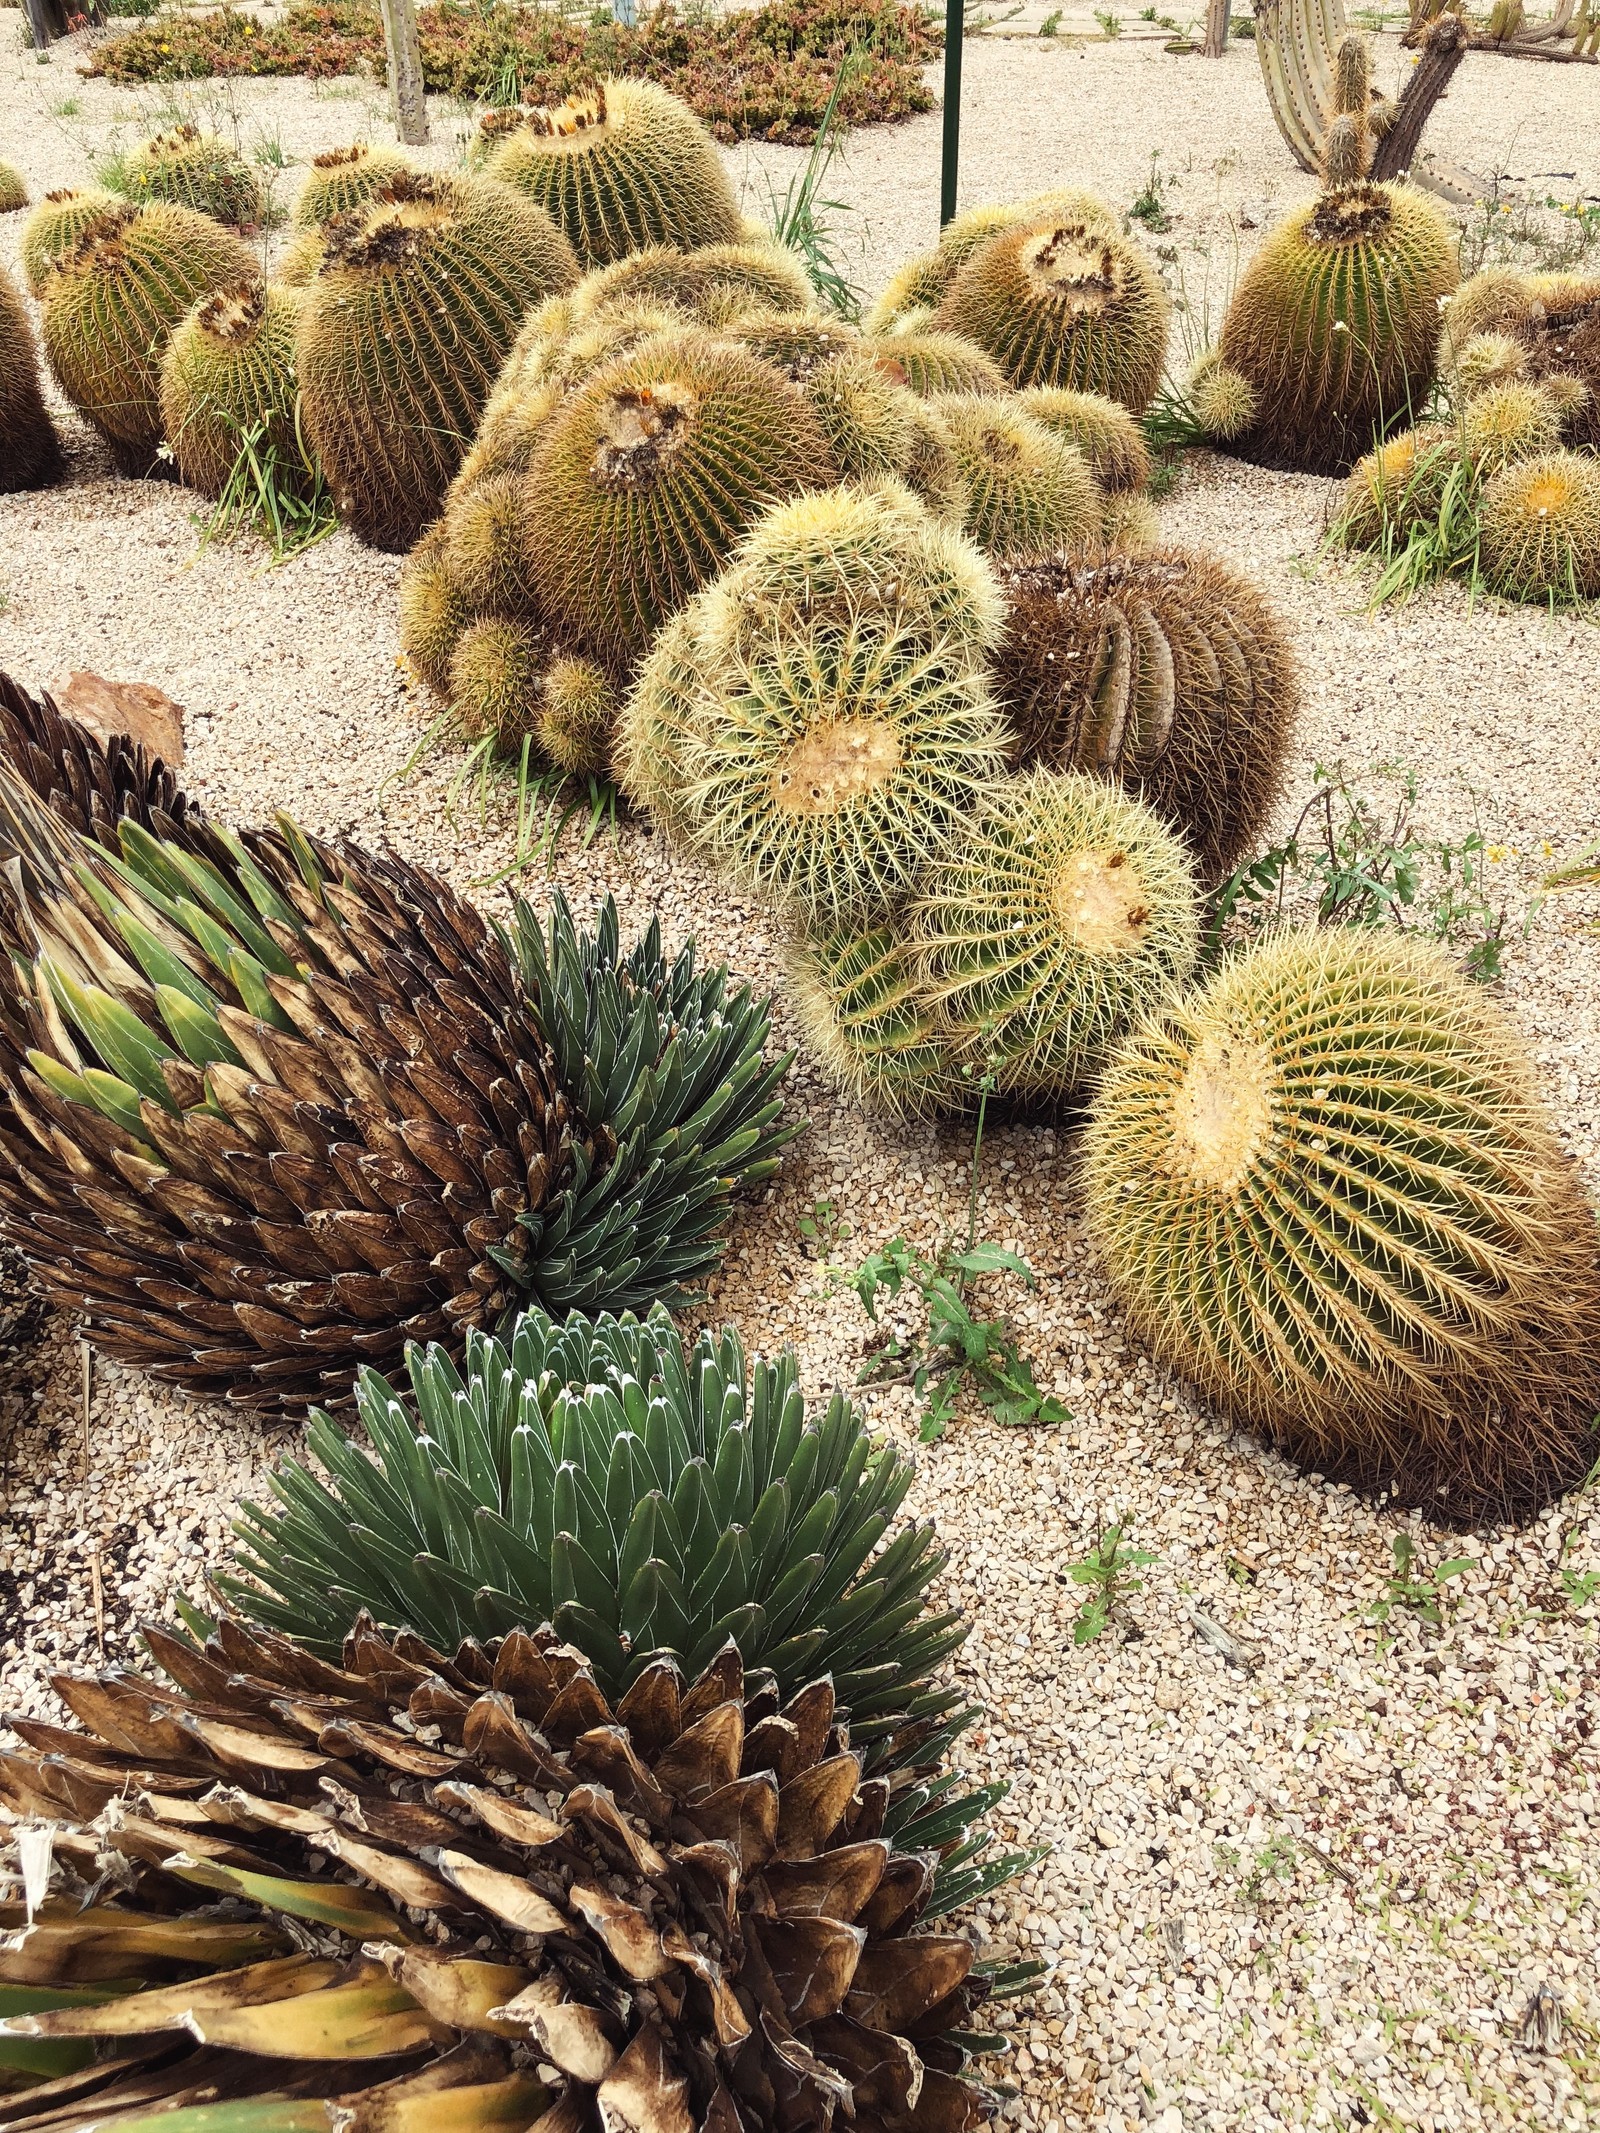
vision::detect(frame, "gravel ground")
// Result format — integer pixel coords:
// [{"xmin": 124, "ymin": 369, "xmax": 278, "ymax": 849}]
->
[{"xmin": 3, "ymin": 23, "xmax": 1600, "ymax": 2133}]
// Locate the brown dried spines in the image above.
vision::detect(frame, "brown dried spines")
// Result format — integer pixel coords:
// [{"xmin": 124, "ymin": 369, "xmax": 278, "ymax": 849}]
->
[{"xmin": 990, "ymin": 548, "xmax": 1301, "ymax": 884}]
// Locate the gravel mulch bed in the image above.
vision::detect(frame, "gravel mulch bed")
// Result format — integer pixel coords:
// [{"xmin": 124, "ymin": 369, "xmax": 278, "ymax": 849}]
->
[{"xmin": 2, "ymin": 27, "xmax": 1600, "ymax": 2133}]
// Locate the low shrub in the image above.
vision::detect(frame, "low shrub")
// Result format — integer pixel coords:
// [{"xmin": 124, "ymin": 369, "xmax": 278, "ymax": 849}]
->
[{"xmin": 87, "ymin": 0, "xmax": 939, "ymax": 145}]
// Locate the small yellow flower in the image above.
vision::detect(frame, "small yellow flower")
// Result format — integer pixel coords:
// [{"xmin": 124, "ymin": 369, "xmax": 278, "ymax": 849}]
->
[{"xmin": 1486, "ymin": 845, "xmax": 1511, "ymax": 863}]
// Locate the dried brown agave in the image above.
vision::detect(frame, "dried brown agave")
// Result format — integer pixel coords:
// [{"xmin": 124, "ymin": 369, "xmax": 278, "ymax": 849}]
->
[{"xmin": 0, "ymin": 1614, "xmax": 1030, "ymax": 2132}]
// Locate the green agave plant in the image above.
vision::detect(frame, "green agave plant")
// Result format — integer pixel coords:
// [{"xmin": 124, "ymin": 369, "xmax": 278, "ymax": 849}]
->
[{"xmin": 226, "ymin": 1304, "xmax": 969, "ymax": 1769}]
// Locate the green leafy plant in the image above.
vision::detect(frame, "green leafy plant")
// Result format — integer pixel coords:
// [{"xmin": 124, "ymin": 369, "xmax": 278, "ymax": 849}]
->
[
  {"xmin": 1367, "ymin": 1532, "xmax": 1476, "ymax": 1641},
  {"xmin": 1095, "ymin": 7, "xmax": 1123, "ymax": 30},
  {"xmin": 1063, "ymin": 1521, "xmax": 1158, "ymax": 1644},
  {"xmin": 796, "ymin": 1194, "xmax": 853, "ymax": 1270},
  {"xmin": 191, "ymin": 411, "xmax": 337, "ymax": 563},
  {"xmin": 227, "ymin": 1302, "xmax": 971, "ymax": 1764},
  {"xmin": 1129, "ymin": 153, "xmax": 1174, "ymax": 234},
  {"xmin": 1040, "ymin": 8, "xmax": 1062, "ymax": 29},
  {"xmin": 758, "ymin": 46, "xmax": 864, "ymax": 320},
  {"xmin": 1205, "ymin": 760, "xmax": 1513, "ymax": 980}
]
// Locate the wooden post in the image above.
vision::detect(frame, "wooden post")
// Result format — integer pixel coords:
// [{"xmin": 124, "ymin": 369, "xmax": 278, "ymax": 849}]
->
[
  {"xmin": 1202, "ymin": 0, "xmax": 1232, "ymax": 53},
  {"xmin": 940, "ymin": 0, "xmax": 964, "ymax": 226},
  {"xmin": 378, "ymin": 0, "xmax": 430, "ymax": 147}
]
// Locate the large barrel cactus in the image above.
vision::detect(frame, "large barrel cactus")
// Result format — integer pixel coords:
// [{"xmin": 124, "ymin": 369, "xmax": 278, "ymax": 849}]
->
[
  {"xmin": 990, "ymin": 548, "xmax": 1301, "ymax": 884},
  {"xmin": 292, "ymin": 140, "xmax": 414, "ymax": 227},
  {"xmin": 39, "ymin": 200, "xmax": 256, "ymax": 474},
  {"xmin": 159, "ymin": 277, "xmax": 305, "ymax": 500},
  {"xmin": 933, "ymin": 203, "xmax": 1171, "ymax": 413},
  {"xmin": 0, "ymin": 261, "xmax": 64, "ymax": 494},
  {"xmin": 1213, "ymin": 181, "xmax": 1459, "ymax": 475},
  {"xmin": 1084, "ymin": 928, "xmax": 1600, "ymax": 1522},
  {"xmin": 18, "ymin": 185, "xmax": 120, "ymax": 297},
  {"xmin": 297, "ymin": 172, "xmax": 579, "ymax": 550},
  {"xmin": 525, "ymin": 329, "xmax": 834, "ymax": 671},
  {"xmin": 484, "ymin": 78, "xmax": 742, "ymax": 268}
]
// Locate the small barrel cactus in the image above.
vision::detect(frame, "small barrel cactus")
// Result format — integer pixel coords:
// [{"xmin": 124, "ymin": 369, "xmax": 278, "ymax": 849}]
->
[
  {"xmin": 40, "ymin": 200, "xmax": 256, "ymax": 474},
  {"xmin": 1338, "ymin": 421, "xmax": 1457, "ymax": 549},
  {"xmin": 1018, "ymin": 386, "xmax": 1153, "ymax": 494},
  {"xmin": 1460, "ymin": 377, "xmax": 1562, "ymax": 474},
  {"xmin": 120, "ymin": 124, "xmax": 262, "ymax": 229},
  {"xmin": 934, "ymin": 393, "xmax": 1103, "ymax": 561},
  {"xmin": 913, "ymin": 766, "xmax": 1200, "ymax": 1100},
  {"xmin": 19, "ymin": 186, "xmax": 121, "ymax": 297},
  {"xmin": 398, "ymin": 522, "xmax": 473, "ymax": 693},
  {"xmin": 292, "ymin": 141, "xmax": 414, "ymax": 227},
  {"xmin": 658, "ymin": 483, "xmax": 1011, "ymax": 920},
  {"xmin": 787, "ymin": 919, "xmax": 959, "ymax": 1119},
  {"xmin": 1083, "ymin": 928, "xmax": 1600, "ymax": 1523},
  {"xmin": 158, "ymin": 277, "xmax": 305, "ymax": 500},
  {"xmin": 538, "ymin": 655, "xmax": 617, "ymax": 774},
  {"xmin": 525, "ymin": 328, "xmax": 835, "ymax": 670},
  {"xmin": 448, "ymin": 614, "xmax": 550, "ymax": 745},
  {"xmin": 0, "ymin": 161, "xmax": 28, "ymax": 215},
  {"xmin": 296, "ymin": 172, "xmax": 579, "ymax": 551},
  {"xmin": 441, "ymin": 469, "xmax": 537, "ymax": 619},
  {"xmin": 1185, "ymin": 349, "xmax": 1258, "ymax": 441},
  {"xmin": 934, "ymin": 205, "xmax": 1172, "ymax": 413},
  {"xmin": 868, "ymin": 327, "xmax": 1007, "ymax": 399},
  {"xmin": 1478, "ymin": 449, "xmax": 1600, "ymax": 601},
  {"xmin": 484, "ymin": 79, "xmax": 742, "ymax": 268},
  {"xmin": 1440, "ymin": 269, "xmax": 1600, "ymax": 448},
  {"xmin": 990, "ymin": 549, "xmax": 1301, "ymax": 886},
  {"xmin": 804, "ymin": 350, "xmax": 929, "ymax": 485},
  {"xmin": 0, "ymin": 261, "xmax": 64, "ymax": 494},
  {"xmin": 729, "ymin": 311, "xmax": 863, "ymax": 381},
  {"xmin": 1215, "ymin": 182, "xmax": 1459, "ymax": 476},
  {"xmin": 571, "ymin": 240, "xmax": 814, "ymax": 328}
]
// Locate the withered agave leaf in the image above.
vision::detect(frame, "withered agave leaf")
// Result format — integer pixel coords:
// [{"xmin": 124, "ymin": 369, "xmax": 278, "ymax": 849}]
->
[
  {"xmin": 0, "ymin": 672, "xmax": 795, "ymax": 1418},
  {"xmin": 0, "ymin": 1612, "xmax": 1023, "ymax": 2133}
]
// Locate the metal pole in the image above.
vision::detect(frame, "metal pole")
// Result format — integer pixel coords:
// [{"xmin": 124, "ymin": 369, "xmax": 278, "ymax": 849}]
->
[{"xmin": 940, "ymin": 0, "xmax": 964, "ymax": 226}]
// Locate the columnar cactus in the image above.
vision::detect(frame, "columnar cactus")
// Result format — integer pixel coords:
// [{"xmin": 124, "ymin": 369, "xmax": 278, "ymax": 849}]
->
[
  {"xmin": 296, "ymin": 172, "xmax": 579, "ymax": 550},
  {"xmin": 484, "ymin": 79, "xmax": 742, "ymax": 267}
]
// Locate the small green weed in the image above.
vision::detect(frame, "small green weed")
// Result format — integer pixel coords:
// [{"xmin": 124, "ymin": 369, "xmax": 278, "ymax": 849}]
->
[
  {"xmin": 796, "ymin": 1197, "xmax": 852, "ymax": 1268},
  {"xmin": 191, "ymin": 410, "xmax": 336, "ymax": 565},
  {"xmin": 759, "ymin": 48, "xmax": 862, "ymax": 319},
  {"xmin": 1095, "ymin": 7, "xmax": 1123, "ymax": 30},
  {"xmin": 1039, "ymin": 7, "xmax": 1062, "ymax": 29},
  {"xmin": 1367, "ymin": 1532, "xmax": 1475, "ymax": 1642},
  {"xmin": 1205, "ymin": 760, "xmax": 1514, "ymax": 980},
  {"xmin": 1062, "ymin": 1522, "xmax": 1158, "ymax": 1644},
  {"xmin": 1129, "ymin": 152, "xmax": 1174, "ymax": 233},
  {"xmin": 853, "ymin": 1236, "xmax": 1069, "ymax": 1440}
]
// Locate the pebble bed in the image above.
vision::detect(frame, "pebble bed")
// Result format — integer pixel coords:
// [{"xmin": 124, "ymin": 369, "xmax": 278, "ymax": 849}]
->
[{"xmin": 2, "ymin": 23, "xmax": 1600, "ymax": 2133}]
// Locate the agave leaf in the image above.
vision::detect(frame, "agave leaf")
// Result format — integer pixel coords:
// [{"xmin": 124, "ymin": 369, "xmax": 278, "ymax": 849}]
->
[
  {"xmin": 187, "ymin": 1965, "xmax": 433, "ymax": 2060},
  {"xmin": 161, "ymin": 1858, "xmax": 411, "ymax": 1941},
  {"xmin": 103, "ymin": 2103, "xmax": 330, "ymax": 2133},
  {"xmin": 550, "ymin": 1531, "xmax": 619, "ymax": 1632},
  {"xmin": 42, "ymin": 958, "xmax": 175, "ymax": 1108},
  {"xmin": 156, "ymin": 983, "xmax": 247, "ymax": 1071},
  {"xmin": 0, "ymin": 1954, "xmax": 341, "ymax": 2038}
]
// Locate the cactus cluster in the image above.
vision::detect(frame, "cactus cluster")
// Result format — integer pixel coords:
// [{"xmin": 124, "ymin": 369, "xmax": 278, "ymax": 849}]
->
[
  {"xmin": 297, "ymin": 170, "xmax": 579, "ymax": 550},
  {"xmin": 1084, "ymin": 929, "xmax": 1600, "ymax": 1523},
  {"xmin": 118, "ymin": 123, "xmax": 262, "ymax": 229},
  {"xmin": 990, "ymin": 550, "xmax": 1301, "ymax": 885},
  {"xmin": 1202, "ymin": 182, "xmax": 1459, "ymax": 476},
  {"xmin": 484, "ymin": 78, "xmax": 743, "ymax": 267},
  {"xmin": 620, "ymin": 483, "xmax": 1206, "ymax": 1113},
  {"xmin": 39, "ymin": 199, "xmax": 256, "ymax": 474},
  {"xmin": 1337, "ymin": 263, "xmax": 1600, "ymax": 603},
  {"xmin": 0, "ymin": 261, "xmax": 64, "ymax": 494}
]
